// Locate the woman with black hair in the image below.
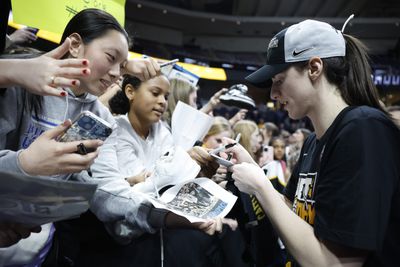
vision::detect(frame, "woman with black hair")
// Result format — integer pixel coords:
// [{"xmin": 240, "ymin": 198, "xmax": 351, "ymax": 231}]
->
[{"xmin": 0, "ymin": 8, "xmax": 161, "ymax": 266}]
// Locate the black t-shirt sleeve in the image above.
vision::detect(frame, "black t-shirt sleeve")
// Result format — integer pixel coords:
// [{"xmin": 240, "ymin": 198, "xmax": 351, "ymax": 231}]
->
[{"xmin": 314, "ymin": 117, "xmax": 400, "ymax": 250}]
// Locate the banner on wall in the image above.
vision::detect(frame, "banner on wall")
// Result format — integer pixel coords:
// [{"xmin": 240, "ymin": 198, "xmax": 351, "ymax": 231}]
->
[{"xmin": 11, "ymin": 0, "xmax": 125, "ymax": 39}]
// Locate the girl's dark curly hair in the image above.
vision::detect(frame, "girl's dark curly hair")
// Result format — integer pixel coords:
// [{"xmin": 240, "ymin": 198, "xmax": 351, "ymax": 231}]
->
[{"xmin": 109, "ymin": 75, "xmax": 141, "ymax": 114}]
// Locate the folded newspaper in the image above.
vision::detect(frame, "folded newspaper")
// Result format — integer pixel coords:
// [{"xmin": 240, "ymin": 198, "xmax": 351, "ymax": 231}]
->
[
  {"xmin": 0, "ymin": 171, "xmax": 97, "ymax": 226},
  {"xmin": 146, "ymin": 178, "xmax": 237, "ymax": 223}
]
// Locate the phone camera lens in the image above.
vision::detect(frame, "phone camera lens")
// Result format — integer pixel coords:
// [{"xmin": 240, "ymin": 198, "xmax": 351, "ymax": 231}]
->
[
  {"xmin": 78, "ymin": 116, "xmax": 95, "ymax": 130},
  {"xmin": 105, "ymin": 128, "xmax": 112, "ymax": 136}
]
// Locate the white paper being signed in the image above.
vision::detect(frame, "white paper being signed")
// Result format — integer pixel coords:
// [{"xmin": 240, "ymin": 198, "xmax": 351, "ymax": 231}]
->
[{"xmin": 171, "ymin": 101, "xmax": 214, "ymax": 150}]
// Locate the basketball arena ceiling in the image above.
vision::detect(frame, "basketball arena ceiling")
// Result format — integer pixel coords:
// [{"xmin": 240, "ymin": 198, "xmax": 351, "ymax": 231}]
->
[{"xmin": 125, "ymin": 0, "xmax": 400, "ymax": 56}]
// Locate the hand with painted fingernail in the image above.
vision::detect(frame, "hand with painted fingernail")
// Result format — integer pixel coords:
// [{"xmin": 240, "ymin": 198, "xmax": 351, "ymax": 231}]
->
[{"xmin": 1, "ymin": 37, "xmax": 90, "ymax": 97}]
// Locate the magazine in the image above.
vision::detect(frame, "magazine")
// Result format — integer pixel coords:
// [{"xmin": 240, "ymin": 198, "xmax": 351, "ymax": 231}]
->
[
  {"xmin": 146, "ymin": 178, "xmax": 237, "ymax": 223},
  {"xmin": 0, "ymin": 171, "xmax": 97, "ymax": 226}
]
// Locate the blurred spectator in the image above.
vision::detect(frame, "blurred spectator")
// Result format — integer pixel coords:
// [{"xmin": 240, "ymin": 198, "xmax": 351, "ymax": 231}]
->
[
  {"xmin": 233, "ymin": 120, "xmax": 262, "ymax": 161},
  {"xmin": 0, "ymin": 0, "xmax": 11, "ymax": 53},
  {"xmin": 261, "ymin": 122, "xmax": 279, "ymax": 146},
  {"xmin": 6, "ymin": 27, "xmax": 37, "ymax": 49},
  {"xmin": 203, "ymin": 116, "xmax": 233, "ymax": 149},
  {"xmin": 286, "ymin": 128, "xmax": 312, "ymax": 172}
]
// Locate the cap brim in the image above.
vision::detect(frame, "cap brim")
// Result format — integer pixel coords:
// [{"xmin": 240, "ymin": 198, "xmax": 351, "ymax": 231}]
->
[{"xmin": 245, "ymin": 63, "xmax": 290, "ymax": 88}]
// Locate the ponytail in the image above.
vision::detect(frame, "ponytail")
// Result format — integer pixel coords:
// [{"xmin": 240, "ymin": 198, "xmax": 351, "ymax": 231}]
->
[
  {"xmin": 109, "ymin": 75, "xmax": 141, "ymax": 115},
  {"xmin": 322, "ymin": 34, "xmax": 387, "ymax": 114},
  {"xmin": 342, "ymin": 34, "xmax": 384, "ymax": 113}
]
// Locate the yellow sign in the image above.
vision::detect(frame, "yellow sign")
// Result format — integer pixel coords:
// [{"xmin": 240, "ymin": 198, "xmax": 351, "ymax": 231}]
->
[{"xmin": 11, "ymin": 0, "xmax": 125, "ymax": 40}]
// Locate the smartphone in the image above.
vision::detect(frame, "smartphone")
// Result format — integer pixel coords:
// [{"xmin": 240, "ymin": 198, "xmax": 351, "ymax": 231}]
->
[
  {"xmin": 210, "ymin": 153, "xmax": 234, "ymax": 167},
  {"xmin": 260, "ymin": 145, "xmax": 274, "ymax": 166},
  {"xmin": 58, "ymin": 111, "xmax": 113, "ymax": 143}
]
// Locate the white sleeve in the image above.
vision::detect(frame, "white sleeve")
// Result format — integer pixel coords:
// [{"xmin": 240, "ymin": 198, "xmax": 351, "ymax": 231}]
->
[{"xmin": 79, "ymin": 128, "xmax": 157, "ymax": 235}]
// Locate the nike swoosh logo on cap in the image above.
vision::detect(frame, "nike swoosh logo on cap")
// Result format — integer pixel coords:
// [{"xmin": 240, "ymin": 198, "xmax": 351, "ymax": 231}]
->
[{"xmin": 292, "ymin": 47, "xmax": 313, "ymax": 57}]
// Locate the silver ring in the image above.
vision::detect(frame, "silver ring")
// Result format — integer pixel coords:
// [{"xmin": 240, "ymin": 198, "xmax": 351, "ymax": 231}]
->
[{"xmin": 50, "ymin": 76, "xmax": 55, "ymax": 85}]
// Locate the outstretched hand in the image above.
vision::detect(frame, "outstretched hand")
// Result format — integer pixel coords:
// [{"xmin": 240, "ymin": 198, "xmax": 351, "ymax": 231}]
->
[
  {"xmin": 15, "ymin": 37, "xmax": 90, "ymax": 96},
  {"xmin": 229, "ymin": 109, "xmax": 248, "ymax": 125},
  {"xmin": 18, "ymin": 120, "xmax": 103, "ymax": 176},
  {"xmin": 200, "ymin": 88, "xmax": 229, "ymax": 114}
]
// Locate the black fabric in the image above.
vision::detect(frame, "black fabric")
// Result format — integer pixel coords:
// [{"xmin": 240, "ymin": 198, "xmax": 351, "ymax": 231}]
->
[
  {"xmin": 265, "ymin": 28, "xmax": 287, "ymax": 65},
  {"xmin": 245, "ymin": 28, "xmax": 290, "ymax": 88},
  {"xmin": 284, "ymin": 106, "xmax": 400, "ymax": 267},
  {"xmin": 225, "ymin": 178, "xmax": 255, "ymax": 264},
  {"xmin": 54, "ymin": 211, "xmax": 120, "ymax": 266},
  {"xmin": 147, "ymin": 207, "xmax": 169, "ymax": 229},
  {"xmin": 52, "ymin": 210, "xmax": 249, "ymax": 267},
  {"xmin": 225, "ymin": 174, "xmax": 284, "ymax": 267},
  {"xmin": 72, "ymin": 229, "xmax": 223, "ymax": 267},
  {"xmin": 246, "ymin": 169, "xmax": 287, "ymax": 267}
]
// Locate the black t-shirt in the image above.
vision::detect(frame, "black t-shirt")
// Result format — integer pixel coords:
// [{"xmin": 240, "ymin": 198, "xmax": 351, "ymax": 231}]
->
[{"xmin": 284, "ymin": 106, "xmax": 400, "ymax": 267}]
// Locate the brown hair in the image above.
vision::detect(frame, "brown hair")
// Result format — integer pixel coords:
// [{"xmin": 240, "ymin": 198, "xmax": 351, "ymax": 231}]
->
[
  {"xmin": 204, "ymin": 116, "xmax": 233, "ymax": 141},
  {"xmin": 295, "ymin": 34, "xmax": 387, "ymax": 115},
  {"xmin": 233, "ymin": 120, "xmax": 259, "ymax": 160},
  {"xmin": 163, "ymin": 78, "xmax": 197, "ymax": 126}
]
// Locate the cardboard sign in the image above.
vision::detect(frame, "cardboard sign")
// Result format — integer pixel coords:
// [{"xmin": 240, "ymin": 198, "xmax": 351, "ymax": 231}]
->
[{"xmin": 11, "ymin": 0, "xmax": 125, "ymax": 41}]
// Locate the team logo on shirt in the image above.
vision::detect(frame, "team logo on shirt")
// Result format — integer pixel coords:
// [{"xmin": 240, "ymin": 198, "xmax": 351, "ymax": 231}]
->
[
  {"xmin": 292, "ymin": 172, "xmax": 317, "ymax": 225},
  {"xmin": 21, "ymin": 115, "xmax": 59, "ymax": 149}
]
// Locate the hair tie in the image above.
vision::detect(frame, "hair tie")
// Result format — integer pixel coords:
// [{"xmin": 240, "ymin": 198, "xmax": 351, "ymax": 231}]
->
[{"xmin": 341, "ymin": 14, "xmax": 355, "ymax": 33}]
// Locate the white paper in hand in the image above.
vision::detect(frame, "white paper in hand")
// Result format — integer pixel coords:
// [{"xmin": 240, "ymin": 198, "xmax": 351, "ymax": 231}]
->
[
  {"xmin": 132, "ymin": 146, "xmax": 200, "ymax": 194},
  {"xmin": 171, "ymin": 101, "xmax": 213, "ymax": 150},
  {"xmin": 147, "ymin": 178, "xmax": 237, "ymax": 223}
]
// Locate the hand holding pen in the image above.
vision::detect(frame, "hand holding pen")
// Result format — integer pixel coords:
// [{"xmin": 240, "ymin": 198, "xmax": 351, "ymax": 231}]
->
[
  {"xmin": 208, "ymin": 134, "xmax": 241, "ymax": 168},
  {"xmin": 210, "ymin": 133, "xmax": 241, "ymax": 158},
  {"xmin": 219, "ymin": 134, "xmax": 258, "ymax": 166}
]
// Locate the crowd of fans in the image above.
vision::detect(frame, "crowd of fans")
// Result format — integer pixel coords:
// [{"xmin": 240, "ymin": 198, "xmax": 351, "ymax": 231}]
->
[{"xmin": 0, "ymin": 3, "xmax": 399, "ymax": 267}]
